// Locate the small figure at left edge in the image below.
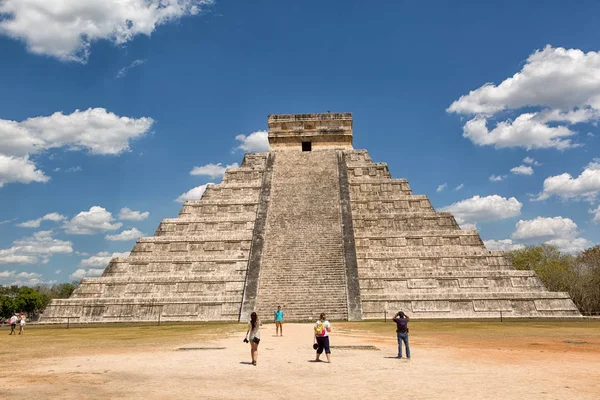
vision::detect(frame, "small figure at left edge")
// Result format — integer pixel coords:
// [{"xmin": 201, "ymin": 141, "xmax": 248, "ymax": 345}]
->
[{"xmin": 274, "ymin": 305, "xmax": 284, "ymax": 336}]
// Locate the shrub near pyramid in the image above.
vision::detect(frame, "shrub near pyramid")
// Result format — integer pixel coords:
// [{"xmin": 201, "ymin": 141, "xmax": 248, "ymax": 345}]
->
[{"xmin": 41, "ymin": 113, "xmax": 580, "ymax": 323}]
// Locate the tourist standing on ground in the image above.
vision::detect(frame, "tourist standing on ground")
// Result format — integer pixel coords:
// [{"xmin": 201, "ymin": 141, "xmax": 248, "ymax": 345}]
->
[
  {"xmin": 244, "ymin": 312, "xmax": 261, "ymax": 366},
  {"xmin": 392, "ymin": 311, "xmax": 410, "ymax": 359},
  {"xmin": 274, "ymin": 305, "xmax": 284, "ymax": 336},
  {"xmin": 314, "ymin": 313, "xmax": 332, "ymax": 363},
  {"xmin": 9, "ymin": 313, "xmax": 18, "ymax": 335},
  {"xmin": 18, "ymin": 312, "xmax": 26, "ymax": 335}
]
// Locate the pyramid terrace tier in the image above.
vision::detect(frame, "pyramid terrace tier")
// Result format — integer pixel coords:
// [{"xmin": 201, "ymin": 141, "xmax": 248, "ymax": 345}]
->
[
  {"xmin": 361, "ymin": 292, "xmax": 580, "ymax": 319},
  {"xmin": 352, "ymin": 212, "xmax": 461, "ymax": 231},
  {"xmin": 178, "ymin": 199, "xmax": 259, "ymax": 217},
  {"xmin": 359, "ymin": 271, "xmax": 549, "ymax": 295},
  {"xmin": 70, "ymin": 276, "xmax": 245, "ymax": 299},
  {"xmin": 41, "ymin": 296, "xmax": 244, "ymax": 323},
  {"xmin": 155, "ymin": 215, "xmax": 256, "ymax": 236},
  {"xmin": 103, "ymin": 258, "xmax": 248, "ymax": 277},
  {"xmin": 350, "ymin": 196, "xmax": 434, "ymax": 212}
]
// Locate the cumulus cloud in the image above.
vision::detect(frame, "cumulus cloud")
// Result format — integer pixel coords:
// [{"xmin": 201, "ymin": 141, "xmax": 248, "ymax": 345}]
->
[
  {"xmin": 17, "ymin": 212, "xmax": 66, "ymax": 228},
  {"xmin": 440, "ymin": 195, "xmax": 522, "ymax": 228},
  {"xmin": 70, "ymin": 268, "xmax": 104, "ymax": 280},
  {"xmin": 116, "ymin": 59, "xmax": 147, "ymax": 79},
  {"xmin": 0, "ymin": 1, "xmax": 214, "ymax": 62},
  {"xmin": 511, "ymin": 165, "xmax": 534, "ymax": 176},
  {"xmin": 235, "ymin": 131, "xmax": 269, "ymax": 152},
  {"xmin": 105, "ymin": 228, "xmax": 143, "ymax": 241},
  {"xmin": 190, "ymin": 163, "xmax": 239, "ymax": 179},
  {"xmin": 0, "ymin": 231, "xmax": 73, "ymax": 264},
  {"xmin": 0, "ymin": 108, "xmax": 153, "ymax": 157},
  {"xmin": 461, "ymin": 114, "xmax": 577, "ymax": 150},
  {"xmin": 483, "ymin": 239, "xmax": 525, "ymax": 251},
  {"xmin": 512, "ymin": 216, "xmax": 578, "ymax": 241},
  {"xmin": 0, "ymin": 108, "xmax": 153, "ymax": 187},
  {"xmin": 64, "ymin": 206, "xmax": 122, "ymax": 235},
  {"xmin": 488, "ymin": 216, "xmax": 591, "ymax": 254},
  {"xmin": 448, "ymin": 46, "xmax": 600, "ymax": 150},
  {"xmin": 489, "ymin": 174, "xmax": 506, "ymax": 182},
  {"xmin": 591, "ymin": 205, "xmax": 600, "ymax": 223},
  {"xmin": 0, "ymin": 270, "xmax": 44, "ymax": 286},
  {"xmin": 436, "ymin": 183, "xmax": 447, "ymax": 192},
  {"xmin": 0, "ymin": 155, "xmax": 49, "ymax": 187},
  {"xmin": 118, "ymin": 208, "xmax": 149, "ymax": 221},
  {"xmin": 534, "ymin": 159, "xmax": 600, "ymax": 201},
  {"xmin": 176, "ymin": 184, "xmax": 211, "ymax": 203},
  {"xmin": 523, "ymin": 157, "xmax": 541, "ymax": 166},
  {"xmin": 80, "ymin": 251, "xmax": 130, "ymax": 267}
]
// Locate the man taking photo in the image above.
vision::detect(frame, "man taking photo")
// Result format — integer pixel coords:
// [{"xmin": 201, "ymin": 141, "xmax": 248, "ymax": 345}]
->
[{"xmin": 392, "ymin": 311, "xmax": 410, "ymax": 359}]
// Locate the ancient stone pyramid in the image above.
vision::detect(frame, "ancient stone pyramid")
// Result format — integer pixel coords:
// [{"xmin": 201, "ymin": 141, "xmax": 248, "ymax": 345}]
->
[{"xmin": 41, "ymin": 113, "xmax": 580, "ymax": 323}]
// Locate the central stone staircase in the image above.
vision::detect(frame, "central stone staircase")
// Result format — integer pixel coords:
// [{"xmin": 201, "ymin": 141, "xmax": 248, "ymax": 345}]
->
[{"xmin": 254, "ymin": 151, "xmax": 349, "ymax": 320}]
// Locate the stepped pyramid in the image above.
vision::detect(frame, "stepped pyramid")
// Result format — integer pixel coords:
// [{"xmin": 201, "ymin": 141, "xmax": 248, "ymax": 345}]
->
[{"xmin": 41, "ymin": 113, "xmax": 580, "ymax": 323}]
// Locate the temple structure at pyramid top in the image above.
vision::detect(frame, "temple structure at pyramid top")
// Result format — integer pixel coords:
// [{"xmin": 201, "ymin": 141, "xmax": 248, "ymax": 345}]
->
[
  {"xmin": 41, "ymin": 112, "xmax": 580, "ymax": 323},
  {"xmin": 267, "ymin": 112, "xmax": 354, "ymax": 151}
]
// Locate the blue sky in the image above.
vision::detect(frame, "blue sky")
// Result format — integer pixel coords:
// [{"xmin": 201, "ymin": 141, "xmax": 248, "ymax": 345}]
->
[{"xmin": 1, "ymin": 0, "xmax": 599, "ymax": 286}]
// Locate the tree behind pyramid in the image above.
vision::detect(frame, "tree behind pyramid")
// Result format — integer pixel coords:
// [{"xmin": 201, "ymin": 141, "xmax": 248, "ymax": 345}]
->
[{"xmin": 41, "ymin": 113, "xmax": 580, "ymax": 323}]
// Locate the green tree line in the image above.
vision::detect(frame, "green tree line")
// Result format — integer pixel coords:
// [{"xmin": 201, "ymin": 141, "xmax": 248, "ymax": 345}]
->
[
  {"xmin": 0, "ymin": 283, "xmax": 78, "ymax": 320},
  {"xmin": 507, "ymin": 244, "xmax": 600, "ymax": 314}
]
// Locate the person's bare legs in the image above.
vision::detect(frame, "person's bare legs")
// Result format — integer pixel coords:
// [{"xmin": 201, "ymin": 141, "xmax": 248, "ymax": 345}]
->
[
  {"xmin": 19, "ymin": 325, "xmax": 23, "ymax": 335},
  {"xmin": 325, "ymin": 353, "xmax": 331, "ymax": 363},
  {"xmin": 250, "ymin": 342, "xmax": 258, "ymax": 365}
]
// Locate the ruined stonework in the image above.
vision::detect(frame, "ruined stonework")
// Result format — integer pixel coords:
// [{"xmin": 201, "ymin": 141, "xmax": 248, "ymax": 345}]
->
[{"xmin": 41, "ymin": 113, "xmax": 580, "ymax": 323}]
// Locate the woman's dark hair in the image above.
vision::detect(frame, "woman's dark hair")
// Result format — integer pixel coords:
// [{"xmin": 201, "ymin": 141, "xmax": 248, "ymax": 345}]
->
[
  {"xmin": 251, "ymin": 312, "xmax": 258, "ymax": 330},
  {"xmin": 319, "ymin": 313, "xmax": 326, "ymax": 321}
]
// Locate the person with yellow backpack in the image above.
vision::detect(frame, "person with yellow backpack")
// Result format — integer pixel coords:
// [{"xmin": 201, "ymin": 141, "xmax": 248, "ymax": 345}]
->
[{"xmin": 314, "ymin": 313, "xmax": 332, "ymax": 363}]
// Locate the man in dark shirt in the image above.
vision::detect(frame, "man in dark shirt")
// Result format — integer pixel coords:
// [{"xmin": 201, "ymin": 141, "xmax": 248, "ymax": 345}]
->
[{"xmin": 392, "ymin": 311, "xmax": 410, "ymax": 359}]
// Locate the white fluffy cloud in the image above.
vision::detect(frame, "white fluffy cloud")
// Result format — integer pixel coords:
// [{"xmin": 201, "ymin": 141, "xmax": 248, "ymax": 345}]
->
[
  {"xmin": 105, "ymin": 228, "xmax": 143, "ymax": 241},
  {"xmin": 17, "ymin": 212, "xmax": 66, "ymax": 228},
  {"xmin": 510, "ymin": 216, "xmax": 590, "ymax": 253},
  {"xmin": 70, "ymin": 268, "xmax": 104, "ymax": 280},
  {"xmin": 436, "ymin": 183, "xmax": 447, "ymax": 192},
  {"xmin": 0, "ymin": 108, "xmax": 153, "ymax": 187},
  {"xmin": 591, "ymin": 205, "xmax": 600, "ymax": 224},
  {"xmin": 0, "ymin": 155, "xmax": 49, "ymax": 187},
  {"xmin": 512, "ymin": 216, "xmax": 578, "ymax": 241},
  {"xmin": 118, "ymin": 208, "xmax": 149, "ymax": 221},
  {"xmin": 0, "ymin": 108, "xmax": 153, "ymax": 157},
  {"xmin": 483, "ymin": 239, "xmax": 525, "ymax": 251},
  {"xmin": 488, "ymin": 216, "xmax": 591, "ymax": 254},
  {"xmin": 534, "ymin": 159, "xmax": 600, "ymax": 201},
  {"xmin": 64, "ymin": 206, "xmax": 122, "ymax": 235},
  {"xmin": 190, "ymin": 163, "xmax": 239, "ymax": 179},
  {"xmin": 440, "ymin": 195, "xmax": 522, "ymax": 227},
  {"xmin": 0, "ymin": 270, "xmax": 44, "ymax": 286},
  {"xmin": 448, "ymin": 46, "xmax": 600, "ymax": 150},
  {"xmin": 235, "ymin": 131, "xmax": 269, "ymax": 152},
  {"xmin": 489, "ymin": 174, "xmax": 506, "ymax": 182},
  {"xmin": 0, "ymin": 0, "xmax": 214, "ymax": 62},
  {"xmin": 80, "ymin": 251, "xmax": 130, "ymax": 267},
  {"xmin": 510, "ymin": 165, "xmax": 534, "ymax": 176},
  {"xmin": 461, "ymin": 114, "xmax": 577, "ymax": 150},
  {"xmin": 176, "ymin": 184, "xmax": 211, "ymax": 203},
  {"xmin": 0, "ymin": 231, "xmax": 73, "ymax": 264}
]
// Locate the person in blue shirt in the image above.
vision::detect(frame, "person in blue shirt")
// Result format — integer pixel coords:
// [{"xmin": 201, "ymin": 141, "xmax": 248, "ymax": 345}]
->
[{"xmin": 274, "ymin": 305, "xmax": 284, "ymax": 336}]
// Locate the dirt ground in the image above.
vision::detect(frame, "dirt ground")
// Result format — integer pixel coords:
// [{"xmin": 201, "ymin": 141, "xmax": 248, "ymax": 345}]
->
[{"xmin": 1, "ymin": 320, "xmax": 599, "ymax": 400}]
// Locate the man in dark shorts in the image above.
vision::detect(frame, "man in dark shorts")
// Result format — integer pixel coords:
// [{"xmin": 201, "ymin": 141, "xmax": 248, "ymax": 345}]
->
[{"xmin": 392, "ymin": 311, "xmax": 410, "ymax": 359}]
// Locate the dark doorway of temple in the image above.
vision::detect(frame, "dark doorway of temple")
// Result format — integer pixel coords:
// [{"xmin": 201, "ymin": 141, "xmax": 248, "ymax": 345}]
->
[{"xmin": 302, "ymin": 142, "xmax": 312, "ymax": 151}]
